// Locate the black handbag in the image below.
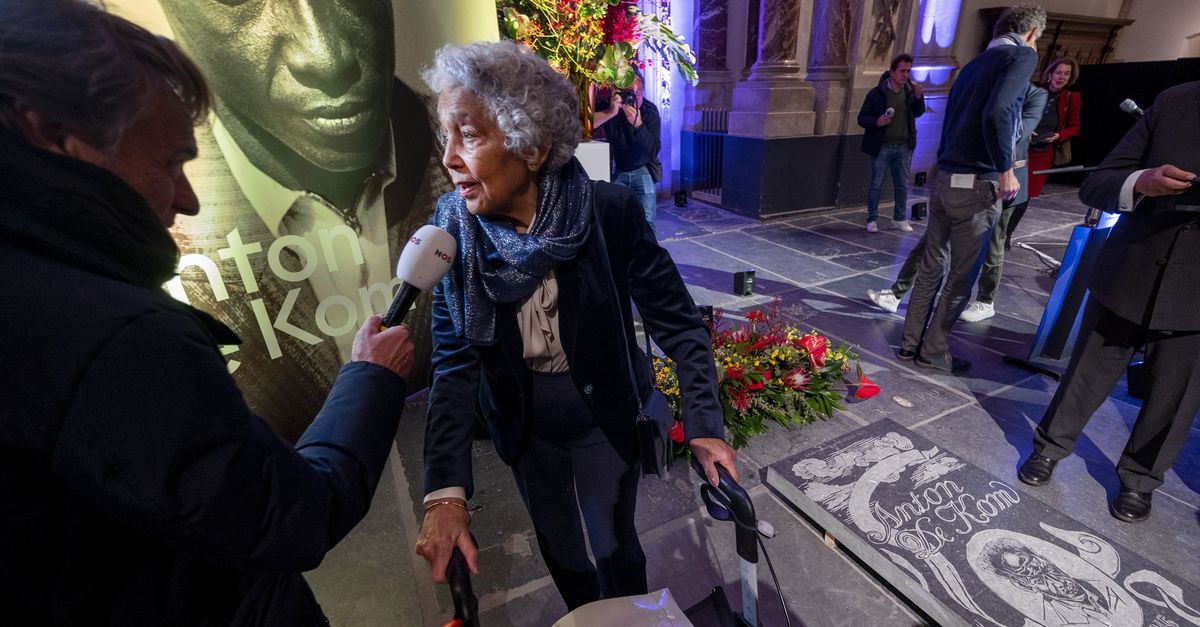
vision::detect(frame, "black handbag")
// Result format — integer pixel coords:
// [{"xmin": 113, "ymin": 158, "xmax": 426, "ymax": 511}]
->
[
  {"xmin": 591, "ymin": 189, "xmax": 675, "ymax": 477},
  {"xmin": 645, "ymin": 157, "xmax": 663, "ymax": 183}
]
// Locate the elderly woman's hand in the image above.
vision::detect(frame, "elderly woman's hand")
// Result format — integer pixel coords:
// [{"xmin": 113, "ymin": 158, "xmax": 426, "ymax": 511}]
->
[
  {"xmin": 415, "ymin": 500, "xmax": 479, "ymax": 584},
  {"xmin": 689, "ymin": 437, "xmax": 739, "ymax": 487}
]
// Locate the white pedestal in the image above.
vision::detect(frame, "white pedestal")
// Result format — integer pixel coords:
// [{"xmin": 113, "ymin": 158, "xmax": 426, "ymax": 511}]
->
[{"xmin": 575, "ymin": 140, "xmax": 611, "ymax": 182}]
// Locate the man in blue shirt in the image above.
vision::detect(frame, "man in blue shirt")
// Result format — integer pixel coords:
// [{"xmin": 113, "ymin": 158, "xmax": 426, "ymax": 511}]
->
[{"xmin": 898, "ymin": 4, "xmax": 1044, "ymax": 373}]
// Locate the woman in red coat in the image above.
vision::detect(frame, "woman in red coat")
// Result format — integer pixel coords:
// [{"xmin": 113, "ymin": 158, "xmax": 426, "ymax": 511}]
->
[
  {"xmin": 1027, "ymin": 58, "xmax": 1082, "ymax": 198},
  {"xmin": 1006, "ymin": 58, "xmax": 1082, "ymax": 246}
]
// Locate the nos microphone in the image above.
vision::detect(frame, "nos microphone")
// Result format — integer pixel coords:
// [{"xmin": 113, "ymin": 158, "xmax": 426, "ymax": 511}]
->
[
  {"xmin": 381, "ymin": 225, "xmax": 457, "ymax": 328},
  {"xmin": 1119, "ymin": 98, "xmax": 1144, "ymax": 119}
]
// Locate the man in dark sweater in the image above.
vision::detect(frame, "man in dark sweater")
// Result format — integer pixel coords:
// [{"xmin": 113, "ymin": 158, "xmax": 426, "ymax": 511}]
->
[
  {"xmin": 898, "ymin": 4, "xmax": 1044, "ymax": 373},
  {"xmin": 596, "ymin": 70, "xmax": 662, "ymax": 232},
  {"xmin": 857, "ymin": 53, "xmax": 926, "ymax": 233}
]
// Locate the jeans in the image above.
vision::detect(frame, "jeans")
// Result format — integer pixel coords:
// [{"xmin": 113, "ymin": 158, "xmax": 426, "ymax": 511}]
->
[
  {"xmin": 613, "ymin": 166, "xmax": 657, "ymax": 233},
  {"xmin": 900, "ymin": 170, "xmax": 1000, "ymax": 360},
  {"xmin": 867, "ymin": 144, "xmax": 911, "ymax": 223}
]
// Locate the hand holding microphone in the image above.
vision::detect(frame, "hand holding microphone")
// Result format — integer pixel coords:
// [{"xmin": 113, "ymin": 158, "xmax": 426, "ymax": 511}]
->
[{"xmin": 352, "ymin": 225, "xmax": 457, "ymax": 380}]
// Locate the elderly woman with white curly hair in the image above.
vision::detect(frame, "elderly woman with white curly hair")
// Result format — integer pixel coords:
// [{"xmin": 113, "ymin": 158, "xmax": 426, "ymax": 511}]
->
[{"xmin": 414, "ymin": 40, "xmax": 737, "ymax": 610}]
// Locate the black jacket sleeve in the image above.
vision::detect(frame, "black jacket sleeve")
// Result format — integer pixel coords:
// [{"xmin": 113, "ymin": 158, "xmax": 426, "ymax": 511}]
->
[
  {"xmin": 607, "ymin": 187, "xmax": 724, "ymax": 441},
  {"xmin": 857, "ymin": 87, "xmax": 885, "ymax": 130},
  {"xmin": 1079, "ymin": 92, "xmax": 1157, "ymax": 213},
  {"xmin": 423, "ymin": 279, "xmax": 484, "ymax": 498},
  {"xmin": 52, "ymin": 310, "xmax": 408, "ymax": 573}
]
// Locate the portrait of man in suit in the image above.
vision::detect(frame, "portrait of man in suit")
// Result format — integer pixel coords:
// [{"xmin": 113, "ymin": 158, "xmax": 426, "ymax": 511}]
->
[{"xmin": 140, "ymin": 0, "xmax": 452, "ymax": 440}]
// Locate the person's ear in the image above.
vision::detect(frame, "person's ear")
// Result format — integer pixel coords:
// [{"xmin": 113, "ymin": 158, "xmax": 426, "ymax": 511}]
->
[
  {"xmin": 16, "ymin": 106, "xmax": 108, "ymax": 166},
  {"xmin": 528, "ymin": 144, "xmax": 550, "ymax": 172}
]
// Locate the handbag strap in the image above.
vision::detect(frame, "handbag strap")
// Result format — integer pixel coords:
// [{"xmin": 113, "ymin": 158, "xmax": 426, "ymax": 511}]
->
[{"xmin": 589, "ymin": 187, "xmax": 648, "ymax": 412}]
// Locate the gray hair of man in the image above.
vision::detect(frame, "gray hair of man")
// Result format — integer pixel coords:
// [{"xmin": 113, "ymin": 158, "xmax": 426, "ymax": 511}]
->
[
  {"xmin": 0, "ymin": 0, "xmax": 210, "ymax": 155},
  {"xmin": 993, "ymin": 4, "xmax": 1048, "ymax": 40},
  {"xmin": 423, "ymin": 40, "xmax": 581, "ymax": 172}
]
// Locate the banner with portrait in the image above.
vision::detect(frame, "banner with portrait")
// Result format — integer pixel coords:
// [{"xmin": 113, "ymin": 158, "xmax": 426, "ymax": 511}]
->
[{"xmin": 103, "ymin": 0, "xmax": 498, "ymax": 440}]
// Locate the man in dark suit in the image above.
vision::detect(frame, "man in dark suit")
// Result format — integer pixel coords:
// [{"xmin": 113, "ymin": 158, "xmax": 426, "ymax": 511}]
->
[
  {"xmin": 157, "ymin": 0, "xmax": 449, "ymax": 440},
  {"xmin": 1019, "ymin": 80, "xmax": 1200, "ymax": 523}
]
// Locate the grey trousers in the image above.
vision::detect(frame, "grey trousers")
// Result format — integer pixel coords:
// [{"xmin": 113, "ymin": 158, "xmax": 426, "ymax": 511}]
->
[
  {"xmin": 901, "ymin": 170, "xmax": 1000, "ymax": 359},
  {"xmin": 894, "ymin": 202, "xmax": 1020, "ymax": 303},
  {"xmin": 1034, "ymin": 300, "xmax": 1200, "ymax": 492},
  {"xmin": 977, "ymin": 202, "xmax": 1020, "ymax": 304}
]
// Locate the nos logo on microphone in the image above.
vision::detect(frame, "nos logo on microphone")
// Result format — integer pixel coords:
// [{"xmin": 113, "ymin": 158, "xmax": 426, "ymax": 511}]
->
[{"xmin": 433, "ymin": 249, "xmax": 451, "ymax": 262}]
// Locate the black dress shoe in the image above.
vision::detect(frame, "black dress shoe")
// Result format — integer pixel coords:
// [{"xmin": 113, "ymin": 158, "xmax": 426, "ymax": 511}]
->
[
  {"xmin": 915, "ymin": 352, "xmax": 971, "ymax": 373},
  {"xmin": 897, "ymin": 348, "xmax": 917, "ymax": 361},
  {"xmin": 1018, "ymin": 453, "xmax": 1058, "ymax": 486},
  {"xmin": 1111, "ymin": 488, "xmax": 1153, "ymax": 523}
]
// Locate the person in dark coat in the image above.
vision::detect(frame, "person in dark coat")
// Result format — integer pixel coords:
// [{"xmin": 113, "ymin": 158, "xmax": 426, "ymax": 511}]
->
[
  {"xmin": 856, "ymin": 53, "xmax": 926, "ymax": 233},
  {"xmin": 0, "ymin": 2, "xmax": 414, "ymax": 623},
  {"xmin": 897, "ymin": 4, "xmax": 1043, "ymax": 373},
  {"xmin": 413, "ymin": 41, "xmax": 736, "ymax": 613},
  {"xmin": 1018, "ymin": 80, "xmax": 1200, "ymax": 523},
  {"xmin": 959, "ymin": 83, "xmax": 1049, "ymax": 322}
]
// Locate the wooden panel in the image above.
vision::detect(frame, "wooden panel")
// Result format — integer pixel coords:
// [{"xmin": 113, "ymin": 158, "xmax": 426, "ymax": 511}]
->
[{"xmin": 978, "ymin": 9, "xmax": 1134, "ymax": 79}]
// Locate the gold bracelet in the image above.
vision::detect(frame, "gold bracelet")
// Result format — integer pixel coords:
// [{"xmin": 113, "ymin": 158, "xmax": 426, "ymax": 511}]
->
[{"xmin": 423, "ymin": 499, "xmax": 467, "ymax": 513}]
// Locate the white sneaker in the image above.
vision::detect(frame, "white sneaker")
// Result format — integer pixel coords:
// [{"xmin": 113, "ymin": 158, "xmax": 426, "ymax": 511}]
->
[
  {"xmin": 895, "ymin": 220, "xmax": 914, "ymax": 232},
  {"xmin": 866, "ymin": 221, "xmax": 879, "ymax": 233},
  {"xmin": 867, "ymin": 288, "xmax": 901, "ymax": 313},
  {"xmin": 959, "ymin": 301, "xmax": 995, "ymax": 322}
]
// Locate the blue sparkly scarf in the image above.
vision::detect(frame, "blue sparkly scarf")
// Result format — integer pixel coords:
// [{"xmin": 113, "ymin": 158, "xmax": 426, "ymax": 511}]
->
[{"xmin": 434, "ymin": 157, "xmax": 593, "ymax": 345}]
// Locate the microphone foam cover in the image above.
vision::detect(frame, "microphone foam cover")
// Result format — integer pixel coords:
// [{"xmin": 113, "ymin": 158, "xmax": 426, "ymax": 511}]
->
[{"xmin": 395, "ymin": 225, "xmax": 457, "ymax": 290}]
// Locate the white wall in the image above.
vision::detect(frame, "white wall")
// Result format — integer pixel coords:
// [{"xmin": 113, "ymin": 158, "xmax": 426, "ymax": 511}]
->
[{"xmin": 1113, "ymin": 0, "xmax": 1200, "ymax": 62}]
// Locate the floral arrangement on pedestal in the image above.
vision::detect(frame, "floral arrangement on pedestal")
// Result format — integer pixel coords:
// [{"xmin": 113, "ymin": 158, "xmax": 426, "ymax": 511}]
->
[
  {"xmin": 497, "ymin": 0, "xmax": 698, "ymax": 138},
  {"xmin": 654, "ymin": 299, "xmax": 881, "ymax": 449}
]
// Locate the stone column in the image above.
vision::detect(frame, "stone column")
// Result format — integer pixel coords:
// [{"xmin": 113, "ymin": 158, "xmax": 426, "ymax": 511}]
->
[
  {"xmin": 805, "ymin": 0, "xmax": 855, "ymax": 135},
  {"xmin": 907, "ymin": 0, "xmax": 962, "ymax": 176},
  {"xmin": 694, "ymin": 0, "xmax": 731, "ymax": 84},
  {"xmin": 747, "ymin": 0, "xmax": 803, "ymax": 79},
  {"xmin": 685, "ymin": 0, "xmax": 734, "ymax": 131},
  {"xmin": 741, "ymin": 0, "xmax": 760, "ymax": 79},
  {"xmin": 728, "ymin": 0, "xmax": 815, "ymax": 138}
]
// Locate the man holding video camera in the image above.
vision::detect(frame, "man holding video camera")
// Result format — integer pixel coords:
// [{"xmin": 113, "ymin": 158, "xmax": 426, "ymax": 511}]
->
[{"xmin": 596, "ymin": 68, "xmax": 661, "ymax": 232}]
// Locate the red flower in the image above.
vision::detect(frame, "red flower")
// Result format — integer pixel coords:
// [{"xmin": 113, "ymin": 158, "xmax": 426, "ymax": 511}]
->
[
  {"xmin": 725, "ymin": 364, "xmax": 744, "ymax": 381},
  {"xmin": 799, "ymin": 334, "xmax": 828, "ymax": 369},
  {"xmin": 730, "ymin": 389, "xmax": 752, "ymax": 412},
  {"xmin": 750, "ymin": 337, "xmax": 774, "ymax": 351},
  {"xmin": 782, "ymin": 367, "xmax": 810, "ymax": 391},
  {"xmin": 602, "ymin": 0, "xmax": 641, "ymax": 44},
  {"xmin": 731, "ymin": 326, "xmax": 750, "ymax": 344},
  {"xmin": 746, "ymin": 310, "xmax": 765, "ymax": 323},
  {"xmin": 669, "ymin": 420, "xmax": 685, "ymax": 443},
  {"xmin": 746, "ymin": 377, "xmax": 765, "ymax": 391},
  {"xmin": 855, "ymin": 365, "xmax": 881, "ymax": 399}
]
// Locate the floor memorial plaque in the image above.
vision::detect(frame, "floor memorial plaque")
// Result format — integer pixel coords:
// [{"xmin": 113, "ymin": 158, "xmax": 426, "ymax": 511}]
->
[{"xmin": 764, "ymin": 419, "xmax": 1200, "ymax": 627}]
